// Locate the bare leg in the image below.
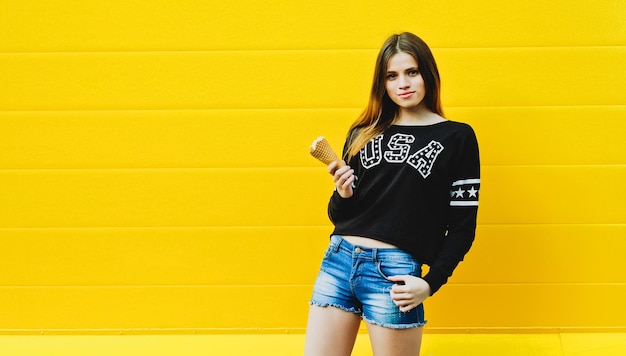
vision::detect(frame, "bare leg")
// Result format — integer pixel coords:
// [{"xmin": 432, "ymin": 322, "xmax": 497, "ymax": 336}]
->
[
  {"xmin": 367, "ymin": 323, "xmax": 423, "ymax": 356},
  {"xmin": 304, "ymin": 305, "xmax": 362, "ymax": 356}
]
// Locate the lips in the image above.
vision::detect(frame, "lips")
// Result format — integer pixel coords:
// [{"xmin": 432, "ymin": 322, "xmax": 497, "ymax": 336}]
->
[{"xmin": 398, "ymin": 92, "xmax": 414, "ymax": 99}]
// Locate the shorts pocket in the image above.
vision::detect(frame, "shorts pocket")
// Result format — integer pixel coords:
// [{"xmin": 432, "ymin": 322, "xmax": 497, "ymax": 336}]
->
[{"xmin": 376, "ymin": 258, "xmax": 420, "ymax": 280}]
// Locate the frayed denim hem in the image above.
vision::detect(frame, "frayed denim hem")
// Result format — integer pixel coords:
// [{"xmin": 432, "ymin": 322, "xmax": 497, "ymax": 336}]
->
[
  {"xmin": 362, "ymin": 315, "xmax": 428, "ymax": 329},
  {"xmin": 309, "ymin": 301, "xmax": 362, "ymax": 315}
]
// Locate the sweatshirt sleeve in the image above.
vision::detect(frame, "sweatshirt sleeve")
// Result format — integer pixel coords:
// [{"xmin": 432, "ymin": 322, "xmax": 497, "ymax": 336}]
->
[
  {"xmin": 328, "ymin": 190, "xmax": 355, "ymax": 224},
  {"xmin": 422, "ymin": 124, "xmax": 480, "ymax": 295}
]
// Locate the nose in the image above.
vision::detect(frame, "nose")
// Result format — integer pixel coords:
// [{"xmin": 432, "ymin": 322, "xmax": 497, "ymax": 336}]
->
[{"xmin": 398, "ymin": 75, "xmax": 410, "ymax": 89}]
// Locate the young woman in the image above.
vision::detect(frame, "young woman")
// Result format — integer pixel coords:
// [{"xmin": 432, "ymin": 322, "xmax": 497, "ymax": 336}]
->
[{"xmin": 305, "ymin": 32, "xmax": 480, "ymax": 356}]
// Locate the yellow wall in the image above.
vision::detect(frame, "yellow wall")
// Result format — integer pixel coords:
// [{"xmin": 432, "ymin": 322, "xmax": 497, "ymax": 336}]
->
[{"xmin": 0, "ymin": 0, "xmax": 624, "ymax": 333}]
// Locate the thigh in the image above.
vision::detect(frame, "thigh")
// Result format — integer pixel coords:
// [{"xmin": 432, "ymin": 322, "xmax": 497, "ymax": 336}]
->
[
  {"xmin": 367, "ymin": 323, "xmax": 424, "ymax": 356},
  {"xmin": 304, "ymin": 305, "xmax": 361, "ymax": 356}
]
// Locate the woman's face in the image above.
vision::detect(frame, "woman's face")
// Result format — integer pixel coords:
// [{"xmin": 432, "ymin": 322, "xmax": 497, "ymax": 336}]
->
[{"xmin": 385, "ymin": 51, "xmax": 426, "ymax": 111}]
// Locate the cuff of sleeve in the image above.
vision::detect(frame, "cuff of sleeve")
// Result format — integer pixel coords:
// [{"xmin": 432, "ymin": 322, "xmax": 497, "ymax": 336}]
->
[
  {"xmin": 331, "ymin": 190, "xmax": 352, "ymax": 205},
  {"xmin": 328, "ymin": 190, "xmax": 353, "ymax": 223},
  {"xmin": 422, "ymin": 269, "xmax": 448, "ymax": 296}
]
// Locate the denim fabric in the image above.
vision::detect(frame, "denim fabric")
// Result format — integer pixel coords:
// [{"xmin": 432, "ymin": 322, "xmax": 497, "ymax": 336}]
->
[{"xmin": 310, "ymin": 235, "xmax": 427, "ymax": 329}]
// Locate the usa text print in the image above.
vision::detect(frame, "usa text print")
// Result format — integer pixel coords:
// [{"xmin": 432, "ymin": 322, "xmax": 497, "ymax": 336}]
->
[{"xmin": 360, "ymin": 134, "xmax": 444, "ymax": 178}]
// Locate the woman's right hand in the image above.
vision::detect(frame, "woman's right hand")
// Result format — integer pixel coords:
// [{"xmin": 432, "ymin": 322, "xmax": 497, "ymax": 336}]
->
[{"xmin": 328, "ymin": 160, "xmax": 355, "ymax": 198}]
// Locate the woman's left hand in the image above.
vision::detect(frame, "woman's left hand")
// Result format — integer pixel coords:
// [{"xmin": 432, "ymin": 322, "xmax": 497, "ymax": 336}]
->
[{"xmin": 387, "ymin": 275, "xmax": 431, "ymax": 313}]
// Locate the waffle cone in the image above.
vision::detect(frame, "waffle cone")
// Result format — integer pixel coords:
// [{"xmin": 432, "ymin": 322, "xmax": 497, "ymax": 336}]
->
[{"xmin": 310, "ymin": 136, "xmax": 344, "ymax": 167}]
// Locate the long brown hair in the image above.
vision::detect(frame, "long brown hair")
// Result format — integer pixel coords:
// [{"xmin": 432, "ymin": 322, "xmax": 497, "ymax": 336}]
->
[{"xmin": 346, "ymin": 32, "xmax": 443, "ymax": 160}]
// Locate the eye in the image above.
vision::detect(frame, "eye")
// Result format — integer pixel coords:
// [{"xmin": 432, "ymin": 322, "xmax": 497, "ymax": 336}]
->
[
  {"xmin": 386, "ymin": 72, "xmax": 397, "ymax": 80},
  {"xmin": 408, "ymin": 69, "xmax": 420, "ymax": 76}
]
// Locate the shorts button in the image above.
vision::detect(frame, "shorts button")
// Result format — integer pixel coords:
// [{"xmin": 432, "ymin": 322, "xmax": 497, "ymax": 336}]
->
[{"xmin": 355, "ymin": 247, "xmax": 362, "ymax": 253}]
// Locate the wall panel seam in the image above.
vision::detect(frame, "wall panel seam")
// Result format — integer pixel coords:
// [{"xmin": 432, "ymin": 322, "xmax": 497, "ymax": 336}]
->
[
  {"xmin": 0, "ymin": 283, "xmax": 623, "ymax": 288},
  {"xmin": 1, "ymin": 45, "xmax": 625, "ymax": 55},
  {"xmin": 1, "ymin": 104, "xmax": 625, "ymax": 114},
  {"xmin": 0, "ymin": 223, "xmax": 624, "ymax": 231},
  {"xmin": 0, "ymin": 164, "xmax": 624, "ymax": 172}
]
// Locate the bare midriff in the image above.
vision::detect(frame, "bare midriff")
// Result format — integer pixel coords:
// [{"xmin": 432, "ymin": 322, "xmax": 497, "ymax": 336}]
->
[{"xmin": 342, "ymin": 235, "xmax": 399, "ymax": 249}]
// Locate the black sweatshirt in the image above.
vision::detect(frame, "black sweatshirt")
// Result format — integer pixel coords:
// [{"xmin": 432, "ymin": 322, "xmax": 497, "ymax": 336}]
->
[{"xmin": 328, "ymin": 121, "xmax": 480, "ymax": 295}]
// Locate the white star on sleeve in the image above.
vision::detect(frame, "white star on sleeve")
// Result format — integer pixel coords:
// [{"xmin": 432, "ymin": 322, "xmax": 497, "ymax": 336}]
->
[
  {"xmin": 454, "ymin": 187, "xmax": 465, "ymax": 198},
  {"xmin": 467, "ymin": 186, "xmax": 478, "ymax": 198}
]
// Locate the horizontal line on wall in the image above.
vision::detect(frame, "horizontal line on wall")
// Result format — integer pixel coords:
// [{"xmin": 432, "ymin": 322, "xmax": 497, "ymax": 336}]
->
[
  {"xmin": 478, "ymin": 164, "xmax": 626, "ymax": 168},
  {"xmin": 0, "ymin": 164, "xmax": 624, "ymax": 172},
  {"xmin": 0, "ymin": 45, "xmax": 624, "ymax": 55},
  {"xmin": 449, "ymin": 282, "xmax": 626, "ymax": 287},
  {"xmin": 477, "ymin": 223, "xmax": 626, "ymax": 227},
  {"xmin": 1, "ymin": 104, "xmax": 625, "ymax": 114},
  {"xmin": 0, "ymin": 223, "xmax": 623, "ymax": 232},
  {"xmin": 0, "ymin": 283, "xmax": 623, "ymax": 288},
  {"xmin": 0, "ymin": 326, "xmax": 625, "ymax": 335},
  {"xmin": 0, "ymin": 284, "xmax": 314, "ymax": 288},
  {"xmin": 425, "ymin": 326, "xmax": 626, "ymax": 334},
  {"xmin": 6, "ymin": 167, "xmax": 316, "ymax": 172},
  {"xmin": 0, "ymin": 107, "xmax": 362, "ymax": 114},
  {"xmin": 0, "ymin": 225, "xmax": 331, "ymax": 231},
  {"xmin": 0, "ymin": 224, "xmax": 623, "ymax": 230}
]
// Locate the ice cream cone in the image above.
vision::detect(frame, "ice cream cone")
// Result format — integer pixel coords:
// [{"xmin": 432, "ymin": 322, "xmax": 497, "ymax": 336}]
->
[{"xmin": 310, "ymin": 136, "xmax": 344, "ymax": 167}]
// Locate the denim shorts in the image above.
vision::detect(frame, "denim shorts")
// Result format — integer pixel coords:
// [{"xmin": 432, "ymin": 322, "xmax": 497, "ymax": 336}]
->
[{"xmin": 310, "ymin": 235, "xmax": 426, "ymax": 329}]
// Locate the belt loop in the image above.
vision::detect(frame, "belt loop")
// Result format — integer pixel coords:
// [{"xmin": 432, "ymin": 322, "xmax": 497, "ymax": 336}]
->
[
  {"xmin": 331, "ymin": 235, "xmax": 342, "ymax": 253},
  {"xmin": 372, "ymin": 248, "xmax": 378, "ymax": 262}
]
